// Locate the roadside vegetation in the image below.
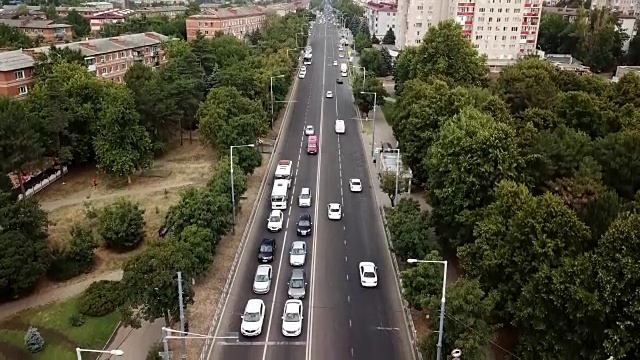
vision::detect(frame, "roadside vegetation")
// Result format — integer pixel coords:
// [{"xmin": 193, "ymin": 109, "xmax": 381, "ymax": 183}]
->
[
  {"xmin": 380, "ymin": 17, "xmax": 640, "ymax": 360},
  {"xmin": 0, "ymin": 9, "xmax": 311, "ymax": 359}
]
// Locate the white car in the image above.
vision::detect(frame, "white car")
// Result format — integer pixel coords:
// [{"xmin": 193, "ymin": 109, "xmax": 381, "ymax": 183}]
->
[
  {"xmin": 327, "ymin": 203, "xmax": 342, "ymax": 220},
  {"xmin": 298, "ymin": 71, "xmax": 306, "ymax": 79},
  {"xmin": 326, "ymin": 91, "xmax": 333, "ymax": 98},
  {"xmin": 338, "ymin": 46, "xmax": 343, "ymax": 51},
  {"xmin": 267, "ymin": 209, "xmax": 284, "ymax": 232},
  {"xmin": 339, "ymin": 53, "xmax": 344, "ymax": 58},
  {"xmin": 349, "ymin": 178, "xmax": 362, "ymax": 192},
  {"xmin": 281, "ymin": 299, "xmax": 303, "ymax": 337},
  {"xmin": 289, "ymin": 241, "xmax": 307, "ymax": 266},
  {"xmin": 359, "ymin": 262, "xmax": 378, "ymax": 288},
  {"xmin": 241, "ymin": 299, "xmax": 266, "ymax": 336},
  {"xmin": 252, "ymin": 265, "xmax": 272, "ymax": 294},
  {"xmin": 298, "ymin": 187, "xmax": 312, "ymax": 207},
  {"xmin": 304, "ymin": 125, "xmax": 315, "ymax": 136},
  {"xmin": 335, "ymin": 119, "xmax": 345, "ymax": 134},
  {"xmin": 333, "ymin": 60, "xmax": 338, "ymax": 66}
]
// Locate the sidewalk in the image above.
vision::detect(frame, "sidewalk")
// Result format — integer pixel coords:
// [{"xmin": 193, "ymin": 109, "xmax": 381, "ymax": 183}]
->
[{"xmin": 99, "ymin": 319, "xmax": 164, "ymax": 360}]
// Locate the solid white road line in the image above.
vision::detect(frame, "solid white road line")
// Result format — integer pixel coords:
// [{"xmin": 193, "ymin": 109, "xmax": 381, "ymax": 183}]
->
[
  {"xmin": 223, "ymin": 341, "xmax": 307, "ymax": 346},
  {"xmin": 305, "ymin": 21, "xmax": 328, "ymax": 360}
]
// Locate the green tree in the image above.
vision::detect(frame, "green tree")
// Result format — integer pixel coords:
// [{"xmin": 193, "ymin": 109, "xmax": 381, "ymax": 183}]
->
[
  {"xmin": 593, "ymin": 128, "xmax": 640, "ymax": 199},
  {"xmin": 0, "ymin": 195, "xmax": 49, "ymax": 300},
  {"xmin": 163, "ymin": 188, "xmax": 233, "ymax": 238},
  {"xmin": 175, "ymin": 225, "xmax": 214, "ymax": 276},
  {"xmin": 207, "ymin": 157, "xmax": 248, "ymax": 210},
  {"xmin": 573, "ymin": 8, "xmax": 627, "ymax": 72},
  {"xmin": 352, "ymin": 74, "xmax": 387, "ymax": 116},
  {"xmin": 94, "ymin": 84, "xmax": 153, "ymax": 182},
  {"xmin": 63, "ymin": 9, "xmax": 90, "ymax": 38},
  {"xmin": 425, "ymin": 108, "xmax": 522, "ymax": 246},
  {"xmin": 371, "ymin": 34, "xmax": 380, "ymax": 44},
  {"xmin": 495, "ymin": 58, "xmax": 559, "ymax": 114},
  {"xmin": 612, "ymin": 72, "xmax": 640, "ymax": 108},
  {"xmin": 98, "ymin": 199, "xmax": 146, "ymax": 252},
  {"xmin": 354, "ymin": 32, "xmax": 372, "ymax": 53},
  {"xmin": 538, "ymin": 13, "xmax": 575, "ymax": 54},
  {"xmin": 124, "ymin": 63, "xmax": 176, "ymax": 154},
  {"xmin": 420, "ymin": 278, "xmax": 497, "ymax": 360},
  {"xmin": 414, "ymin": 20, "xmax": 487, "ymax": 87},
  {"xmin": 379, "ymin": 47, "xmax": 393, "ymax": 77},
  {"xmin": 32, "ymin": 46, "xmax": 85, "ymax": 79},
  {"xmin": 359, "ymin": 48, "xmax": 384, "ymax": 76},
  {"xmin": 379, "ymin": 171, "xmax": 408, "ymax": 207},
  {"xmin": 121, "ymin": 241, "xmax": 198, "ymax": 327},
  {"xmin": 399, "ymin": 250, "xmax": 443, "ymax": 309},
  {"xmin": 197, "ymin": 86, "xmax": 268, "ymax": 153},
  {"xmin": 551, "ymin": 91, "xmax": 616, "ymax": 138},
  {"xmin": 47, "ymin": 224, "xmax": 97, "ymax": 281},
  {"xmin": 385, "ymin": 198, "xmax": 435, "ymax": 261},
  {"xmin": 393, "ymin": 47, "xmax": 420, "ymax": 95},
  {"xmin": 0, "ymin": 23, "xmax": 36, "ymax": 49},
  {"xmin": 382, "ymin": 28, "xmax": 395, "ymax": 45}
]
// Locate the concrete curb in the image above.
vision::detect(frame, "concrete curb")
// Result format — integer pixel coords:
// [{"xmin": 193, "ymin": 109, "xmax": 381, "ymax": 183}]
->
[
  {"xmin": 101, "ymin": 321, "xmax": 122, "ymax": 351},
  {"xmin": 198, "ymin": 69, "xmax": 302, "ymax": 360},
  {"xmin": 349, "ymin": 80, "xmax": 422, "ymax": 360}
]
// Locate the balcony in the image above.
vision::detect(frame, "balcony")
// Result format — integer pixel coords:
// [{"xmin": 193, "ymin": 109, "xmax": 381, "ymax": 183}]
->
[
  {"xmin": 87, "ymin": 64, "xmax": 96, "ymax": 72},
  {"xmin": 132, "ymin": 51, "xmax": 144, "ymax": 61}
]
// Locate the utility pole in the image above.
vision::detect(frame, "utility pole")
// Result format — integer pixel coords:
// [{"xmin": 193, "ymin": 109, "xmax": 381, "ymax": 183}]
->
[{"xmin": 177, "ymin": 272, "xmax": 186, "ymax": 360}]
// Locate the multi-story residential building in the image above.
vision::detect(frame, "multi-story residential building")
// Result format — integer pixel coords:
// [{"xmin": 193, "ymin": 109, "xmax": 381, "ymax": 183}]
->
[
  {"xmin": 185, "ymin": 6, "xmax": 266, "ymax": 40},
  {"xmin": 0, "ymin": 49, "xmax": 35, "ymax": 98},
  {"xmin": 0, "ymin": 19, "xmax": 73, "ymax": 44},
  {"xmin": 591, "ymin": 0, "xmax": 638, "ymax": 15},
  {"xmin": 133, "ymin": 6, "xmax": 188, "ymax": 18},
  {"xmin": 1, "ymin": 3, "xmax": 113, "ymax": 18},
  {"xmin": 542, "ymin": 6, "xmax": 579, "ymax": 22},
  {"xmin": 261, "ymin": 0, "xmax": 310, "ymax": 16},
  {"xmin": 396, "ymin": 0, "xmax": 541, "ymax": 68},
  {"xmin": 28, "ymin": 32, "xmax": 169, "ymax": 83},
  {"xmin": 88, "ymin": 8, "xmax": 136, "ymax": 32},
  {"xmin": 364, "ymin": 1, "xmax": 397, "ymax": 39}
]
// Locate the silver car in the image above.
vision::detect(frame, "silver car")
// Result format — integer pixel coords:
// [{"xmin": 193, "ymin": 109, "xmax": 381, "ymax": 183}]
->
[
  {"xmin": 287, "ymin": 269, "xmax": 307, "ymax": 299},
  {"xmin": 253, "ymin": 265, "xmax": 272, "ymax": 294},
  {"xmin": 289, "ymin": 241, "xmax": 307, "ymax": 266}
]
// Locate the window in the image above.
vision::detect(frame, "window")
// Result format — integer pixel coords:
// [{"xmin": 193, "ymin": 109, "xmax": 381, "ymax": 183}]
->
[
  {"xmin": 14, "ymin": 70, "xmax": 24, "ymax": 79},
  {"xmin": 488, "ymin": 17, "xmax": 493, "ymax": 21},
  {"xmin": 417, "ymin": 5, "xmax": 423, "ymax": 9},
  {"xmin": 18, "ymin": 85, "xmax": 28, "ymax": 95},
  {"xmin": 502, "ymin": 35, "xmax": 507, "ymax": 40},
  {"xmin": 479, "ymin": 7, "xmax": 485, "ymax": 11},
  {"xmin": 514, "ymin": 8, "xmax": 520, "ymax": 13},
  {"xmin": 506, "ymin": 8, "xmax": 510, "ymax": 12},
  {"xmin": 498, "ymin": 8, "xmax": 502, "ymax": 12},
  {"xmin": 476, "ymin": 26, "xmax": 484, "ymax": 31},
  {"xmin": 490, "ymin": 7, "xmax": 494, "ymax": 12},
  {"xmin": 478, "ymin": 16, "xmax": 485, "ymax": 21},
  {"xmin": 510, "ymin": 35, "xmax": 517, "ymax": 40},
  {"xmin": 100, "ymin": 55, "xmax": 105, "ymax": 63},
  {"xmin": 512, "ymin": 26, "xmax": 519, "ymax": 31},
  {"xmin": 415, "ymin": 22, "xmax": 422, "ymax": 27},
  {"xmin": 475, "ymin": 35, "xmax": 483, "ymax": 39},
  {"xmin": 120, "ymin": 51, "xmax": 125, "ymax": 57},
  {"xmin": 416, "ymin": 31, "xmax": 420, "ymax": 35},
  {"xmin": 101, "ymin": 68, "xmax": 107, "ymax": 74},
  {"xmin": 497, "ymin": 17, "xmax": 501, "ymax": 22}
]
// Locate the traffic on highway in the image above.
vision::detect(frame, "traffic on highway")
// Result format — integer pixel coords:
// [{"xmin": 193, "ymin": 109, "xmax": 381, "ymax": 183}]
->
[{"xmin": 206, "ymin": 4, "xmax": 414, "ymax": 360}]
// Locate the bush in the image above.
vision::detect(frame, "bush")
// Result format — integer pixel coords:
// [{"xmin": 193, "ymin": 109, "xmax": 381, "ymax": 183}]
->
[
  {"xmin": 146, "ymin": 341, "xmax": 163, "ymax": 360},
  {"xmin": 78, "ymin": 280, "xmax": 126, "ymax": 317},
  {"xmin": 24, "ymin": 326, "xmax": 44, "ymax": 353},
  {"xmin": 98, "ymin": 199, "xmax": 145, "ymax": 252},
  {"xmin": 47, "ymin": 224, "xmax": 98, "ymax": 281},
  {"xmin": 68, "ymin": 313, "xmax": 85, "ymax": 327}
]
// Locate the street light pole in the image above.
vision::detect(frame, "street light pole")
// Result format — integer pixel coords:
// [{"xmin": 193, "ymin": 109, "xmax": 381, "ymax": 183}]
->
[
  {"xmin": 162, "ymin": 327, "xmax": 238, "ymax": 360},
  {"xmin": 230, "ymin": 144, "xmax": 255, "ymax": 235},
  {"xmin": 393, "ymin": 148, "xmax": 400, "ymax": 205},
  {"xmin": 76, "ymin": 348, "xmax": 124, "ymax": 360},
  {"xmin": 407, "ymin": 259, "xmax": 448, "ymax": 360},
  {"xmin": 270, "ymin": 74, "xmax": 286, "ymax": 128},
  {"xmin": 361, "ymin": 91, "xmax": 378, "ymax": 157}
]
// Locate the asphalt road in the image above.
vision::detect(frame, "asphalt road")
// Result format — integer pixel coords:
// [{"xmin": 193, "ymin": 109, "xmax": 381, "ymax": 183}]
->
[{"xmin": 207, "ymin": 12, "xmax": 413, "ymax": 360}]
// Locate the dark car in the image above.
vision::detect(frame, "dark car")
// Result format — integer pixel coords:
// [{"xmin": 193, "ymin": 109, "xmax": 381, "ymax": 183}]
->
[
  {"xmin": 258, "ymin": 238, "xmax": 276, "ymax": 263},
  {"xmin": 296, "ymin": 213, "xmax": 313, "ymax": 236},
  {"xmin": 336, "ymin": 78, "xmax": 343, "ymax": 84}
]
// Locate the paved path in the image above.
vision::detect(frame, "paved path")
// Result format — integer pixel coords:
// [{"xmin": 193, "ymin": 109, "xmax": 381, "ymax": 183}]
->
[
  {"xmin": 40, "ymin": 181, "xmax": 195, "ymax": 211},
  {"xmin": 0, "ymin": 270, "xmax": 123, "ymax": 320},
  {"xmin": 99, "ymin": 319, "xmax": 164, "ymax": 360}
]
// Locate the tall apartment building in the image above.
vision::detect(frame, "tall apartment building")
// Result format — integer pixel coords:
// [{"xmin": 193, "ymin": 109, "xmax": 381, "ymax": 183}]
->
[
  {"xmin": 185, "ymin": 7, "xmax": 266, "ymax": 40},
  {"xmin": 590, "ymin": 0, "xmax": 638, "ymax": 15},
  {"xmin": 365, "ymin": 1, "xmax": 397, "ymax": 39},
  {"xmin": 396, "ymin": 0, "xmax": 541, "ymax": 66}
]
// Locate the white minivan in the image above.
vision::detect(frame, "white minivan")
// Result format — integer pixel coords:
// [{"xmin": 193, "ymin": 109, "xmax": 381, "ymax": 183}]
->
[{"xmin": 335, "ymin": 119, "xmax": 345, "ymax": 134}]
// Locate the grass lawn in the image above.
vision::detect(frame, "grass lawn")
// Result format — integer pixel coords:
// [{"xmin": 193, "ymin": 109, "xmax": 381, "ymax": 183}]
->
[
  {"xmin": 381, "ymin": 102, "xmax": 395, "ymax": 125},
  {"xmin": 0, "ymin": 296, "xmax": 120, "ymax": 360}
]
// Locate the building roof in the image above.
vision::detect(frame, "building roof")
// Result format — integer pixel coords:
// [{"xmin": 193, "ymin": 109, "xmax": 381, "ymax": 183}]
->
[
  {"xmin": 136, "ymin": 5, "xmax": 188, "ymax": 12},
  {"xmin": 89, "ymin": 8, "xmax": 136, "ymax": 18},
  {"xmin": 0, "ymin": 49, "xmax": 34, "ymax": 71},
  {"xmin": 189, "ymin": 6, "xmax": 264, "ymax": 20},
  {"xmin": 365, "ymin": 1, "xmax": 397, "ymax": 11},
  {"xmin": 0, "ymin": 18, "xmax": 72, "ymax": 29},
  {"xmin": 29, "ymin": 32, "xmax": 169, "ymax": 57}
]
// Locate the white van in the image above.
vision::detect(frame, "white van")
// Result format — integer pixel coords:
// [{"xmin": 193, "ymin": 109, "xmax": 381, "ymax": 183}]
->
[{"xmin": 335, "ymin": 119, "xmax": 345, "ymax": 134}]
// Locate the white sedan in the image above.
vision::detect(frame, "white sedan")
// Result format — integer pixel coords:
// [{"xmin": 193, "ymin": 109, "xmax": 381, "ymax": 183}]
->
[
  {"xmin": 359, "ymin": 262, "xmax": 378, "ymax": 288},
  {"xmin": 267, "ymin": 210, "xmax": 284, "ymax": 232},
  {"xmin": 349, "ymin": 178, "xmax": 362, "ymax": 192},
  {"xmin": 241, "ymin": 299, "xmax": 266, "ymax": 336},
  {"xmin": 298, "ymin": 71, "xmax": 306, "ymax": 79},
  {"xmin": 281, "ymin": 299, "xmax": 303, "ymax": 337},
  {"xmin": 327, "ymin": 203, "xmax": 342, "ymax": 220},
  {"xmin": 326, "ymin": 91, "xmax": 333, "ymax": 98},
  {"xmin": 304, "ymin": 125, "xmax": 315, "ymax": 136},
  {"xmin": 333, "ymin": 60, "xmax": 338, "ymax": 66},
  {"xmin": 338, "ymin": 53, "xmax": 345, "ymax": 58}
]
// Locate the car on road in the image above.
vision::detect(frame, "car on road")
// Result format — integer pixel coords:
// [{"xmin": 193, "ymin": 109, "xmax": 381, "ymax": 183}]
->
[
  {"xmin": 281, "ymin": 299, "xmax": 304, "ymax": 337},
  {"xmin": 252, "ymin": 265, "xmax": 272, "ymax": 294},
  {"xmin": 338, "ymin": 46, "xmax": 344, "ymax": 51},
  {"xmin": 289, "ymin": 241, "xmax": 307, "ymax": 266},
  {"xmin": 336, "ymin": 78, "xmax": 343, "ymax": 84},
  {"xmin": 304, "ymin": 125, "xmax": 315, "ymax": 136},
  {"xmin": 335, "ymin": 119, "xmax": 345, "ymax": 134},
  {"xmin": 288, "ymin": 269, "xmax": 307, "ymax": 299},
  {"xmin": 267, "ymin": 209, "xmax": 284, "ymax": 232},
  {"xmin": 339, "ymin": 53, "xmax": 344, "ymax": 58},
  {"xmin": 333, "ymin": 60, "xmax": 338, "ymax": 66},
  {"xmin": 296, "ymin": 213, "xmax": 312, "ymax": 236},
  {"xmin": 240, "ymin": 299, "xmax": 266, "ymax": 336},
  {"xmin": 258, "ymin": 238, "xmax": 276, "ymax": 263},
  {"xmin": 298, "ymin": 71, "xmax": 306, "ymax": 79},
  {"xmin": 349, "ymin": 178, "xmax": 362, "ymax": 192},
  {"xmin": 359, "ymin": 262, "xmax": 378, "ymax": 288},
  {"xmin": 327, "ymin": 203, "xmax": 342, "ymax": 220},
  {"xmin": 298, "ymin": 187, "xmax": 312, "ymax": 207},
  {"xmin": 326, "ymin": 91, "xmax": 333, "ymax": 98}
]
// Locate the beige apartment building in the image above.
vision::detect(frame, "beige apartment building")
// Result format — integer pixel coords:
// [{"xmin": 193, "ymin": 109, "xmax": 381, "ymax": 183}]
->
[
  {"xmin": 185, "ymin": 6, "xmax": 266, "ymax": 40},
  {"xmin": 28, "ymin": 32, "xmax": 169, "ymax": 84},
  {"xmin": 0, "ymin": 19, "xmax": 72, "ymax": 44},
  {"xmin": 0, "ymin": 50, "xmax": 35, "ymax": 98},
  {"xmin": 134, "ymin": 6, "xmax": 188, "ymax": 18},
  {"xmin": 396, "ymin": 0, "xmax": 541, "ymax": 68}
]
